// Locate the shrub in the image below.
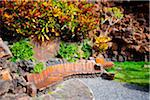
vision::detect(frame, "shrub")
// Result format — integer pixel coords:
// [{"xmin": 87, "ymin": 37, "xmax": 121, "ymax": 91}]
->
[
  {"xmin": 31, "ymin": 62, "xmax": 44, "ymax": 73},
  {"xmin": 56, "ymin": 1, "xmax": 99, "ymax": 42},
  {"xmin": 58, "ymin": 40, "xmax": 92, "ymax": 62},
  {"xmin": 80, "ymin": 39, "xmax": 92, "ymax": 59},
  {"xmin": 1, "ymin": 1, "xmax": 60, "ymax": 42},
  {"xmin": 1, "ymin": 1, "xmax": 100, "ymax": 42},
  {"xmin": 94, "ymin": 36, "xmax": 111, "ymax": 53},
  {"xmin": 92, "ymin": 6, "xmax": 123, "ymax": 53},
  {"xmin": 58, "ymin": 42, "xmax": 80, "ymax": 62},
  {"xmin": 10, "ymin": 39, "xmax": 34, "ymax": 62},
  {"xmin": 1, "ymin": 1, "xmax": 124, "ymax": 53}
]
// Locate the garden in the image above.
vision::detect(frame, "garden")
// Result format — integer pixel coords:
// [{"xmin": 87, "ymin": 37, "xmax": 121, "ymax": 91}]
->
[{"xmin": 0, "ymin": 0, "xmax": 149, "ymax": 100}]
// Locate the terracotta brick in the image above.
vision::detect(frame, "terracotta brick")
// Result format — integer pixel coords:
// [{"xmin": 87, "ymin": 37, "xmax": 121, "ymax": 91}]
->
[
  {"xmin": 70, "ymin": 63, "xmax": 75, "ymax": 74},
  {"xmin": 32, "ymin": 74, "xmax": 36, "ymax": 83},
  {"xmin": 26, "ymin": 59, "xmax": 114, "ymax": 90},
  {"xmin": 36, "ymin": 76, "xmax": 63, "ymax": 89},
  {"xmin": 86, "ymin": 62, "xmax": 91, "ymax": 73},
  {"xmin": 35, "ymin": 74, "xmax": 41, "ymax": 83},
  {"xmin": 42, "ymin": 70, "xmax": 47, "ymax": 79},
  {"xmin": 50, "ymin": 66, "xmax": 56, "ymax": 76},
  {"xmin": 39, "ymin": 73, "xmax": 44, "ymax": 83},
  {"xmin": 58, "ymin": 65, "xmax": 64, "ymax": 74},
  {"xmin": 47, "ymin": 67, "xmax": 51, "ymax": 76},
  {"xmin": 84, "ymin": 63, "xmax": 88, "ymax": 73}
]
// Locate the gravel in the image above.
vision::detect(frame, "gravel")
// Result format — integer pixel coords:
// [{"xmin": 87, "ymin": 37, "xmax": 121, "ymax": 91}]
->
[{"xmin": 79, "ymin": 77, "xmax": 149, "ymax": 100}]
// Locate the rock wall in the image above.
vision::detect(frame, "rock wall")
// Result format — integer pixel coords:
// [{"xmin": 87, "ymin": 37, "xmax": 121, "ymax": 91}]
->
[{"xmin": 104, "ymin": 1, "xmax": 149, "ymax": 61}]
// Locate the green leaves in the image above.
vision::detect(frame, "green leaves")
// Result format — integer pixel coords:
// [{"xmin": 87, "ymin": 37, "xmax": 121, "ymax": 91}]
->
[
  {"xmin": 10, "ymin": 39, "xmax": 34, "ymax": 62},
  {"xmin": 81, "ymin": 39, "xmax": 92, "ymax": 59},
  {"xmin": 1, "ymin": 1, "xmax": 124, "ymax": 45},
  {"xmin": 58, "ymin": 40, "xmax": 92, "ymax": 62},
  {"xmin": 108, "ymin": 7, "xmax": 123, "ymax": 19},
  {"xmin": 58, "ymin": 42, "xmax": 80, "ymax": 62},
  {"xmin": 1, "ymin": 1, "xmax": 60, "ymax": 42},
  {"xmin": 31, "ymin": 62, "xmax": 44, "ymax": 73}
]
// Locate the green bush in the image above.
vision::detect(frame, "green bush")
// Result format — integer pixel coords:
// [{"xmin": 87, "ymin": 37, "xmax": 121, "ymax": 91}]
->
[
  {"xmin": 80, "ymin": 40, "xmax": 92, "ymax": 59},
  {"xmin": 1, "ymin": 1, "xmax": 98, "ymax": 42},
  {"xmin": 107, "ymin": 62, "xmax": 150, "ymax": 87},
  {"xmin": 31, "ymin": 62, "xmax": 44, "ymax": 73},
  {"xmin": 1, "ymin": 1, "xmax": 124, "ymax": 53},
  {"xmin": 58, "ymin": 40, "xmax": 92, "ymax": 62},
  {"xmin": 10, "ymin": 39, "xmax": 34, "ymax": 62},
  {"xmin": 58, "ymin": 42, "xmax": 80, "ymax": 62},
  {"xmin": 1, "ymin": 1, "xmax": 60, "ymax": 42}
]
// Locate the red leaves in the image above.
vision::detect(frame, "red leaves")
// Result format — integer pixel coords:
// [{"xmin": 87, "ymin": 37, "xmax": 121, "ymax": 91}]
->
[{"xmin": 33, "ymin": 12, "xmax": 41, "ymax": 17}]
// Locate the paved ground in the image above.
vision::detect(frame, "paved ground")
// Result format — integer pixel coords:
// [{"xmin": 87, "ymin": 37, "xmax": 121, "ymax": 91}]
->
[
  {"xmin": 37, "ymin": 78, "xmax": 149, "ymax": 100},
  {"xmin": 80, "ymin": 77, "xmax": 149, "ymax": 100},
  {"xmin": 35, "ymin": 79, "xmax": 94, "ymax": 100}
]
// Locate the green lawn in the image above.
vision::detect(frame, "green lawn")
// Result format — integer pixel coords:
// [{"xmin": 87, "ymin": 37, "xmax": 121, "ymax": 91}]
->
[{"xmin": 107, "ymin": 62, "xmax": 150, "ymax": 87}]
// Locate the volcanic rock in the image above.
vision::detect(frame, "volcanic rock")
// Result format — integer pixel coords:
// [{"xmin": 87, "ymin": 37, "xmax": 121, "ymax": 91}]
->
[
  {"xmin": 0, "ymin": 69, "xmax": 12, "ymax": 81},
  {"xmin": 0, "ymin": 80, "xmax": 13, "ymax": 96},
  {"xmin": 27, "ymin": 83, "xmax": 37, "ymax": 97},
  {"xmin": 0, "ymin": 38, "xmax": 12, "ymax": 59}
]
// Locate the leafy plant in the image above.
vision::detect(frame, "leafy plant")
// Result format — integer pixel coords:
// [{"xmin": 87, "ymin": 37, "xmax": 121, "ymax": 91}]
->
[
  {"xmin": 1, "ymin": 1, "xmax": 101, "ymax": 42},
  {"xmin": 94, "ymin": 36, "xmax": 111, "ymax": 52},
  {"xmin": 58, "ymin": 40, "xmax": 92, "ymax": 62},
  {"xmin": 101, "ymin": 7, "xmax": 123, "ymax": 26},
  {"xmin": 1, "ymin": 1, "xmax": 60, "ymax": 42},
  {"xmin": 53, "ymin": 0, "xmax": 98, "ymax": 42},
  {"xmin": 107, "ymin": 62, "xmax": 150, "ymax": 87},
  {"xmin": 58, "ymin": 42, "xmax": 80, "ymax": 62},
  {"xmin": 10, "ymin": 39, "xmax": 34, "ymax": 62},
  {"xmin": 92, "ymin": 7, "xmax": 123, "ymax": 53},
  {"xmin": 1, "ymin": 1, "xmax": 124, "ymax": 55},
  {"xmin": 80, "ymin": 40, "xmax": 92, "ymax": 59},
  {"xmin": 31, "ymin": 62, "xmax": 44, "ymax": 73}
]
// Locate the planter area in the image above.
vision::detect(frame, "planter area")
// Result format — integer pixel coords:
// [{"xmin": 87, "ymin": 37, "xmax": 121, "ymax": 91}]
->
[{"xmin": 0, "ymin": 1, "xmax": 149, "ymax": 100}]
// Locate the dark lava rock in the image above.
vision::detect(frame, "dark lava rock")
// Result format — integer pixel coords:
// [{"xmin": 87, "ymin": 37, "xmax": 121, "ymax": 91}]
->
[
  {"xmin": 0, "ymin": 80, "xmax": 13, "ymax": 96},
  {"xmin": 0, "ymin": 38, "xmax": 12, "ymax": 59},
  {"xmin": 0, "ymin": 59, "xmax": 6, "ymax": 68},
  {"xmin": 111, "ymin": 57, "xmax": 117, "ymax": 62},
  {"xmin": 13, "ymin": 86, "xmax": 26, "ymax": 94},
  {"xmin": 17, "ymin": 76, "xmax": 27, "ymax": 87},
  {"xmin": 7, "ymin": 62, "xmax": 18, "ymax": 73},
  {"xmin": 12, "ymin": 76, "xmax": 27, "ymax": 87},
  {"xmin": 17, "ymin": 60, "xmax": 35, "ymax": 75},
  {"xmin": 117, "ymin": 55, "xmax": 125, "ymax": 62},
  {"xmin": 27, "ymin": 83, "xmax": 37, "ymax": 97},
  {"xmin": 18, "ymin": 67, "xmax": 26, "ymax": 76},
  {"xmin": 46, "ymin": 58, "xmax": 66, "ymax": 67},
  {"xmin": 10, "ymin": 76, "xmax": 27, "ymax": 94},
  {"xmin": 17, "ymin": 60, "xmax": 34, "ymax": 69}
]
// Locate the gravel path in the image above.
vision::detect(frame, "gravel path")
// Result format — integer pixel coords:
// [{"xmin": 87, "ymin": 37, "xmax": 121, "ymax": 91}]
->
[{"xmin": 79, "ymin": 77, "xmax": 149, "ymax": 100}]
